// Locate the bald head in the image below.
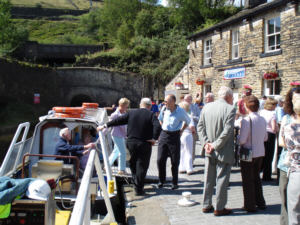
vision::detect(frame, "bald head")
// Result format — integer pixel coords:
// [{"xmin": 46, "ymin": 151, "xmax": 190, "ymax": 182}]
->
[{"xmin": 165, "ymin": 94, "xmax": 176, "ymax": 111}]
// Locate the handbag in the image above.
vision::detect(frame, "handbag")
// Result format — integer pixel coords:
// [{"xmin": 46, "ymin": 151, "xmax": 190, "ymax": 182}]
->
[{"xmin": 239, "ymin": 117, "xmax": 253, "ymax": 162}]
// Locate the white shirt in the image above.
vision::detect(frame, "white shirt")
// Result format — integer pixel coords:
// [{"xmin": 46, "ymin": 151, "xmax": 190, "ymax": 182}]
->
[
  {"xmin": 239, "ymin": 112, "xmax": 268, "ymax": 158},
  {"xmin": 259, "ymin": 109, "xmax": 276, "ymax": 134}
]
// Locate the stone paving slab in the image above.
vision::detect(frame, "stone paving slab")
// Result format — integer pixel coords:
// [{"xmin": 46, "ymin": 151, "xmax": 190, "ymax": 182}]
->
[{"xmin": 125, "ymin": 144, "xmax": 281, "ymax": 225}]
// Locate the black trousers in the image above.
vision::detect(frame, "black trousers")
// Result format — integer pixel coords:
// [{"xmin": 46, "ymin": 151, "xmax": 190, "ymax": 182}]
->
[
  {"xmin": 126, "ymin": 140, "xmax": 152, "ymax": 192},
  {"xmin": 240, "ymin": 157, "xmax": 266, "ymax": 210},
  {"xmin": 157, "ymin": 130, "xmax": 181, "ymax": 185},
  {"xmin": 263, "ymin": 132, "xmax": 276, "ymax": 180}
]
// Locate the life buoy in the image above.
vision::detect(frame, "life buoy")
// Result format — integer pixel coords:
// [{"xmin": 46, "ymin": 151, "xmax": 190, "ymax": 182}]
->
[
  {"xmin": 82, "ymin": 103, "xmax": 99, "ymax": 109},
  {"xmin": 52, "ymin": 107, "xmax": 84, "ymax": 114},
  {"xmin": 54, "ymin": 113, "xmax": 85, "ymax": 119}
]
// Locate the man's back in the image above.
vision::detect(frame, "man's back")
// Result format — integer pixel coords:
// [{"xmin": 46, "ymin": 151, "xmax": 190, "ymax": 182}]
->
[
  {"xmin": 127, "ymin": 108, "xmax": 161, "ymax": 141},
  {"xmin": 198, "ymin": 99, "xmax": 236, "ymax": 164}
]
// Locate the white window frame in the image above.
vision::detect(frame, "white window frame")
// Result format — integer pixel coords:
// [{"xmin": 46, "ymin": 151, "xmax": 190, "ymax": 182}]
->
[
  {"xmin": 265, "ymin": 16, "xmax": 281, "ymax": 52},
  {"xmin": 231, "ymin": 29, "xmax": 239, "ymax": 59},
  {"xmin": 203, "ymin": 84, "xmax": 212, "ymax": 97},
  {"xmin": 203, "ymin": 39, "xmax": 212, "ymax": 65},
  {"xmin": 263, "ymin": 79, "xmax": 281, "ymax": 97}
]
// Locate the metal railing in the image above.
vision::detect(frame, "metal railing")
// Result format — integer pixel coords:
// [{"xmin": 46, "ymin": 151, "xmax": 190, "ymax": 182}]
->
[
  {"xmin": 68, "ymin": 149, "xmax": 116, "ymax": 225},
  {"xmin": 0, "ymin": 122, "xmax": 30, "ymax": 177}
]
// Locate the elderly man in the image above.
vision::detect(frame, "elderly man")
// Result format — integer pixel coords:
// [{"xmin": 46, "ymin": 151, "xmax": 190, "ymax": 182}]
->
[
  {"xmin": 98, "ymin": 98, "xmax": 161, "ymax": 196},
  {"xmin": 55, "ymin": 128, "xmax": 94, "ymax": 164},
  {"xmin": 158, "ymin": 94, "xmax": 192, "ymax": 189},
  {"xmin": 198, "ymin": 86, "xmax": 236, "ymax": 216},
  {"xmin": 205, "ymin": 92, "xmax": 215, "ymax": 104},
  {"xmin": 184, "ymin": 94, "xmax": 200, "ymax": 162}
]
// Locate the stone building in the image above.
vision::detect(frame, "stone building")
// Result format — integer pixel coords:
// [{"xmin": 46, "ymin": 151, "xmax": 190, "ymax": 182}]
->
[{"xmin": 165, "ymin": 0, "xmax": 300, "ymax": 102}]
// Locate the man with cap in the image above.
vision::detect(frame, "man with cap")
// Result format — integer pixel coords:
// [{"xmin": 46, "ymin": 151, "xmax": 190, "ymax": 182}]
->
[
  {"xmin": 157, "ymin": 94, "xmax": 192, "ymax": 190},
  {"xmin": 97, "ymin": 98, "xmax": 161, "ymax": 196}
]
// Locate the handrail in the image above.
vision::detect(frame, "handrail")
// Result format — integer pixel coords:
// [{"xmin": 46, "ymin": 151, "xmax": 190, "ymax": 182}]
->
[
  {"xmin": 98, "ymin": 131, "xmax": 113, "ymax": 183},
  {"xmin": 69, "ymin": 149, "xmax": 116, "ymax": 225},
  {"xmin": 0, "ymin": 122, "xmax": 30, "ymax": 177},
  {"xmin": 21, "ymin": 153, "xmax": 80, "ymax": 193}
]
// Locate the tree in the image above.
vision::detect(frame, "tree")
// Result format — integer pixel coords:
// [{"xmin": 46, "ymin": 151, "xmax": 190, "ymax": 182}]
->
[
  {"xmin": 134, "ymin": 9, "xmax": 153, "ymax": 37},
  {"xmin": 0, "ymin": 0, "xmax": 28, "ymax": 55}
]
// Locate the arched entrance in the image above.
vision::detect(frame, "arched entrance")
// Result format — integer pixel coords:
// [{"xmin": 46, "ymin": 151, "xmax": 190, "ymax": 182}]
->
[{"xmin": 70, "ymin": 94, "xmax": 92, "ymax": 107}]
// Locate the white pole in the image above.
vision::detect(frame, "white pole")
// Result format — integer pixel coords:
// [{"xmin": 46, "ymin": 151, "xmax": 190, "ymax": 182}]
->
[
  {"xmin": 98, "ymin": 131, "xmax": 113, "ymax": 183},
  {"xmin": 69, "ymin": 149, "xmax": 95, "ymax": 225},
  {"xmin": 94, "ymin": 151, "xmax": 116, "ymax": 223}
]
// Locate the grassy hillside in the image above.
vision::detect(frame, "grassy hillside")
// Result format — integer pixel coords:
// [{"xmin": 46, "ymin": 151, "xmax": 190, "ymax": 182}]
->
[
  {"xmin": 13, "ymin": 17, "xmax": 100, "ymax": 44},
  {"xmin": 11, "ymin": 0, "xmax": 103, "ymax": 10}
]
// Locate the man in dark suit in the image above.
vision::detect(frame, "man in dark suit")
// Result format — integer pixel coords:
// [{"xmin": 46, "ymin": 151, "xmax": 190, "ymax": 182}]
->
[
  {"xmin": 198, "ymin": 86, "xmax": 236, "ymax": 216},
  {"xmin": 98, "ymin": 98, "xmax": 161, "ymax": 196}
]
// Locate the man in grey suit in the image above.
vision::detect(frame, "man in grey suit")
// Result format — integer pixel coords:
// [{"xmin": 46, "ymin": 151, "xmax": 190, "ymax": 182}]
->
[{"xmin": 198, "ymin": 86, "xmax": 236, "ymax": 216}]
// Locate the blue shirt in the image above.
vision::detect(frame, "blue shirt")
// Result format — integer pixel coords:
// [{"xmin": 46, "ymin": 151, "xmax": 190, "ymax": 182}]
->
[
  {"xmin": 151, "ymin": 104, "xmax": 159, "ymax": 113},
  {"xmin": 158, "ymin": 106, "xmax": 191, "ymax": 131},
  {"xmin": 275, "ymin": 106, "xmax": 285, "ymax": 123}
]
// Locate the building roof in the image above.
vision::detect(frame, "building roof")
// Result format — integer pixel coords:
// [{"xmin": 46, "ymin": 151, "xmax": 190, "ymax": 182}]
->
[{"xmin": 187, "ymin": 0, "xmax": 294, "ymax": 40}]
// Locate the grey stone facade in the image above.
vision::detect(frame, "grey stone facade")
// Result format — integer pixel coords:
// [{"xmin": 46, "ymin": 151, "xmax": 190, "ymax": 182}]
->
[{"xmin": 166, "ymin": 0, "xmax": 300, "ymax": 101}]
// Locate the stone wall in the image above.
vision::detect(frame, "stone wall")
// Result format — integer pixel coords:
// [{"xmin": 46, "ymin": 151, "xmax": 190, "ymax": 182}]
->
[
  {"xmin": 167, "ymin": 3, "xmax": 300, "ymax": 100},
  {"xmin": 0, "ymin": 59, "xmax": 153, "ymax": 110}
]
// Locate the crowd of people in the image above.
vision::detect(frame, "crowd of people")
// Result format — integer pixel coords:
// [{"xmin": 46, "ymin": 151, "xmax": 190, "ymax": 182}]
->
[{"xmin": 54, "ymin": 83, "xmax": 300, "ymax": 224}]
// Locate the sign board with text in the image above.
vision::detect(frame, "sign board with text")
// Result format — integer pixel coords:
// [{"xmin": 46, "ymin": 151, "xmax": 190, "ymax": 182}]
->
[{"xmin": 224, "ymin": 67, "xmax": 245, "ymax": 80}]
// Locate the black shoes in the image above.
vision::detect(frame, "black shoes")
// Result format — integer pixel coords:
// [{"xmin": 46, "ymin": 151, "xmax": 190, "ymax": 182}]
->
[
  {"xmin": 157, "ymin": 182, "xmax": 164, "ymax": 188},
  {"xmin": 134, "ymin": 189, "xmax": 145, "ymax": 196},
  {"xmin": 171, "ymin": 184, "xmax": 178, "ymax": 190}
]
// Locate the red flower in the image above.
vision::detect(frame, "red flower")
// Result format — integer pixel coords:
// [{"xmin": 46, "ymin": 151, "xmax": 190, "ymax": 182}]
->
[
  {"xmin": 263, "ymin": 71, "xmax": 278, "ymax": 80},
  {"xmin": 196, "ymin": 79, "xmax": 205, "ymax": 85},
  {"xmin": 290, "ymin": 81, "xmax": 300, "ymax": 86}
]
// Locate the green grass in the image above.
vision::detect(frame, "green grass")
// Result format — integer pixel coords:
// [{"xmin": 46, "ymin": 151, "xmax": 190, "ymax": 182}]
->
[
  {"xmin": 11, "ymin": 0, "xmax": 103, "ymax": 10},
  {"xmin": 13, "ymin": 18, "xmax": 100, "ymax": 44}
]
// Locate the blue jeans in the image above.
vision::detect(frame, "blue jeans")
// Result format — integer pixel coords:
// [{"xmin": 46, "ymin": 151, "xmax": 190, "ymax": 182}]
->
[{"xmin": 109, "ymin": 136, "xmax": 126, "ymax": 171}]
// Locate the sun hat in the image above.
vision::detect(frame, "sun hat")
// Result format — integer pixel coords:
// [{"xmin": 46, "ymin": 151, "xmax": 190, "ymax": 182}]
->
[{"xmin": 26, "ymin": 179, "xmax": 51, "ymax": 201}]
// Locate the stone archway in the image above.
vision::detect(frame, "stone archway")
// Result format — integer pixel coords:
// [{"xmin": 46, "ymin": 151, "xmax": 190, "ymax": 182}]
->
[{"xmin": 70, "ymin": 94, "xmax": 92, "ymax": 107}]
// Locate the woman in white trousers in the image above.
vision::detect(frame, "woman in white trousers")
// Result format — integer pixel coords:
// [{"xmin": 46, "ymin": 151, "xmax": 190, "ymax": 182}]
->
[{"xmin": 179, "ymin": 101, "xmax": 195, "ymax": 175}]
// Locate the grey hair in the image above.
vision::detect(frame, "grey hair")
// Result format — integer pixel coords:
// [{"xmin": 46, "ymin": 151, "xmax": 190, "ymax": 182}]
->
[
  {"xmin": 140, "ymin": 98, "xmax": 152, "ymax": 107},
  {"xmin": 184, "ymin": 94, "xmax": 192, "ymax": 101},
  {"xmin": 205, "ymin": 92, "xmax": 214, "ymax": 100},
  {"xmin": 59, "ymin": 128, "xmax": 69, "ymax": 137},
  {"xmin": 218, "ymin": 86, "xmax": 233, "ymax": 99}
]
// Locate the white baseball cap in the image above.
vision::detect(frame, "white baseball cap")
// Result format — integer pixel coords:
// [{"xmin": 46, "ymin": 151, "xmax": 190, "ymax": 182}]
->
[{"xmin": 26, "ymin": 179, "xmax": 51, "ymax": 201}]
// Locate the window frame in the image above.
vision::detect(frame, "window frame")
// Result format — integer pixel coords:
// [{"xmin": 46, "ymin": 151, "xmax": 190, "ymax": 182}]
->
[
  {"xmin": 263, "ymin": 79, "xmax": 281, "ymax": 97},
  {"xmin": 203, "ymin": 38, "xmax": 212, "ymax": 65},
  {"xmin": 265, "ymin": 16, "xmax": 281, "ymax": 53},
  {"xmin": 231, "ymin": 29, "xmax": 240, "ymax": 60}
]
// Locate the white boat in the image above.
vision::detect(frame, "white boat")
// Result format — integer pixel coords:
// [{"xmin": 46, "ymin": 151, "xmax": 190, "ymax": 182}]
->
[{"xmin": 0, "ymin": 107, "xmax": 124, "ymax": 225}]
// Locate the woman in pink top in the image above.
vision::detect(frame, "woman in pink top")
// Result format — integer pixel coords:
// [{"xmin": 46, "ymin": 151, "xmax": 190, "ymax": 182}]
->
[
  {"xmin": 239, "ymin": 95, "xmax": 268, "ymax": 212},
  {"xmin": 259, "ymin": 98, "xmax": 278, "ymax": 181},
  {"xmin": 109, "ymin": 98, "xmax": 130, "ymax": 175}
]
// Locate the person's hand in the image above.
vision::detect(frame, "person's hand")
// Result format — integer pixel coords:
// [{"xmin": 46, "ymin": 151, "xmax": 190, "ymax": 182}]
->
[
  {"xmin": 85, "ymin": 143, "xmax": 96, "ymax": 149},
  {"xmin": 190, "ymin": 126, "xmax": 196, "ymax": 134},
  {"xmin": 147, "ymin": 139, "xmax": 156, "ymax": 146},
  {"xmin": 205, "ymin": 143, "xmax": 214, "ymax": 154},
  {"xmin": 82, "ymin": 150, "xmax": 90, "ymax": 155},
  {"xmin": 97, "ymin": 125, "xmax": 105, "ymax": 132}
]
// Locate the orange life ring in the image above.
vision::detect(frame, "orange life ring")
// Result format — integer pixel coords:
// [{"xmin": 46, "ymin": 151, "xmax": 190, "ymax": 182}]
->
[
  {"xmin": 52, "ymin": 107, "xmax": 84, "ymax": 114},
  {"xmin": 54, "ymin": 113, "xmax": 85, "ymax": 119},
  {"xmin": 82, "ymin": 103, "xmax": 99, "ymax": 109}
]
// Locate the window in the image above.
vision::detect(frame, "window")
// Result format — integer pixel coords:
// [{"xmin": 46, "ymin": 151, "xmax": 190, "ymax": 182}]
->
[
  {"xmin": 203, "ymin": 84, "xmax": 212, "ymax": 96},
  {"xmin": 204, "ymin": 39, "xmax": 212, "ymax": 65},
  {"xmin": 265, "ymin": 17, "xmax": 281, "ymax": 52},
  {"xmin": 232, "ymin": 30, "xmax": 239, "ymax": 59},
  {"xmin": 264, "ymin": 79, "xmax": 281, "ymax": 96}
]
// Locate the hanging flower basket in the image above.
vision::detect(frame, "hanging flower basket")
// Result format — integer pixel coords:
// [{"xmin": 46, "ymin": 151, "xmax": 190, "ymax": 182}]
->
[
  {"xmin": 263, "ymin": 71, "xmax": 278, "ymax": 80},
  {"xmin": 290, "ymin": 81, "xmax": 300, "ymax": 86},
  {"xmin": 196, "ymin": 78, "xmax": 205, "ymax": 85},
  {"xmin": 175, "ymin": 82, "xmax": 184, "ymax": 89}
]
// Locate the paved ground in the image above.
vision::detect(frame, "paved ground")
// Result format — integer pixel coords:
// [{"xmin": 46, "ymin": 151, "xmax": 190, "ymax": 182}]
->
[{"xmin": 124, "ymin": 143, "xmax": 281, "ymax": 225}]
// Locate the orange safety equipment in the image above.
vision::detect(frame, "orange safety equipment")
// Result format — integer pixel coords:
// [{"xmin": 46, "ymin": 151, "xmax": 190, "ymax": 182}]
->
[{"xmin": 52, "ymin": 107, "xmax": 84, "ymax": 114}]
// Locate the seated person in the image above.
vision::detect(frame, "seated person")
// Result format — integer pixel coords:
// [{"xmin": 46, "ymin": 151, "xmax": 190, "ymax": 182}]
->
[{"xmin": 55, "ymin": 128, "xmax": 95, "ymax": 164}]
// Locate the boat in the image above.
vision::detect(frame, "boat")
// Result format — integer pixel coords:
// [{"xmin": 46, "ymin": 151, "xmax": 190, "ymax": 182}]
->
[{"xmin": 0, "ymin": 104, "xmax": 126, "ymax": 225}]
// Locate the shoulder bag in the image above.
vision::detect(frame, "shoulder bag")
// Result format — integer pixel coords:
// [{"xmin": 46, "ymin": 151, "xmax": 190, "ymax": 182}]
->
[{"xmin": 239, "ymin": 117, "xmax": 253, "ymax": 162}]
